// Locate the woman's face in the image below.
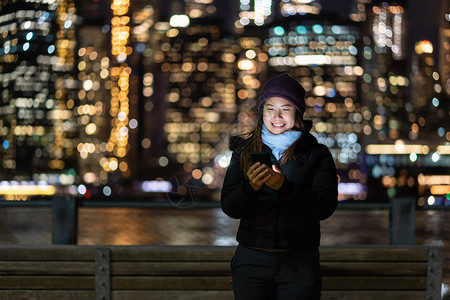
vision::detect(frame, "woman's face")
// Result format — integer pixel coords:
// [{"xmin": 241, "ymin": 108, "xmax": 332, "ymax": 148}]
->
[{"xmin": 262, "ymin": 97, "xmax": 297, "ymax": 135}]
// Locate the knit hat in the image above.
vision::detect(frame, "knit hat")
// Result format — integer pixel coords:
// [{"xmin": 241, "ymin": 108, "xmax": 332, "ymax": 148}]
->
[{"xmin": 258, "ymin": 73, "xmax": 306, "ymax": 116}]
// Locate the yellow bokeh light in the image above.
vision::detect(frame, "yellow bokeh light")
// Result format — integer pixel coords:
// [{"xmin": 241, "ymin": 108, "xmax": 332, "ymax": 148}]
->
[
  {"xmin": 119, "ymin": 161, "xmax": 128, "ymax": 171},
  {"xmin": 85, "ymin": 123, "xmax": 97, "ymax": 135}
]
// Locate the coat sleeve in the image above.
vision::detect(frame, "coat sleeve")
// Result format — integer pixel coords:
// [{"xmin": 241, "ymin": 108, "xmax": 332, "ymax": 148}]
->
[
  {"xmin": 220, "ymin": 151, "xmax": 257, "ymax": 219},
  {"xmin": 279, "ymin": 145, "xmax": 338, "ymax": 220}
]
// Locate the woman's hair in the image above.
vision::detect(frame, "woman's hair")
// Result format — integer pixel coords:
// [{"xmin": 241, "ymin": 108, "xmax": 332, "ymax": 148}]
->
[{"xmin": 240, "ymin": 112, "xmax": 304, "ymax": 175}]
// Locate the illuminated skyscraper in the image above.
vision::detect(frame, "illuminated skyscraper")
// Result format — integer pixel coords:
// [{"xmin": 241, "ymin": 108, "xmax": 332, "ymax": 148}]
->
[
  {"xmin": 439, "ymin": 0, "xmax": 450, "ymax": 97},
  {"xmin": 348, "ymin": 1, "xmax": 409, "ymax": 143},
  {"xmin": 75, "ymin": 0, "xmax": 117, "ymax": 186},
  {"xmin": 0, "ymin": 0, "xmax": 78, "ymax": 184},
  {"xmin": 0, "ymin": 0, "xmax": 159, "ymax": 197},
  {"xmin": 156, "ymin": 2, "xmax": 238, "ymax": 189},
  {"xmin": 355, "ymin": 1, "xmax": 449, "ymax": 203},
  {"xmin": 371, "ymin": 2, "xmax": 405, "ymax": 60},
  {"xmin": 75, "ymin": 0, "xmax": 157, "ymax": 189},
  {"xmin": 406, "ymin": 1, "xmax": 450, "ymax": 206},
  {"xmin": 349, "ymin": 1, "xmax": 413, "ymax": 200},
  {"xmin": 410, "ymin": 40, "xmax": 441, "ymax": 138},
  {"xmin": 357, "ymin": 1, "xmax": 409, "ymax": 142},
  {"xmin": 438, "ymin": 0, "xmax": 450, "ymax": 145},
  {"xmin": 129, "ymin": 4, "xmax": 161, "ymax": 180},
  {"xmin": 236, "ymin": 0, "xmax": 273, "ymax": 28}
]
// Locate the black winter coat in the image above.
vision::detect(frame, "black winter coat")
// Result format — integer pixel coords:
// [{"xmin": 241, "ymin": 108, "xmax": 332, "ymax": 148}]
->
[{"xmin": 220, "ymin": 123, "xmax": 338, "ymax": 250}]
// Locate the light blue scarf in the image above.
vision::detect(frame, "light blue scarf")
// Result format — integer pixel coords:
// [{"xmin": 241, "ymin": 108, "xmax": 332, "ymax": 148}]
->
[{"xmin": 261, "ymin": 124, "xmax": 301, "ymax": 161}]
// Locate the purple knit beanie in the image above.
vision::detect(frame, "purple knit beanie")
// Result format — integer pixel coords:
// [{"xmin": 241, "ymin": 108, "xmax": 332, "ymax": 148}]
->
[{"xmin": 258, "ymin": 73, "xmax": 306, "ymax": 116}]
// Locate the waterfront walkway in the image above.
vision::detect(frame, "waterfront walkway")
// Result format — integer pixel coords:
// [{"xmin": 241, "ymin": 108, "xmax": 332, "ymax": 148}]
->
[{"xmin": 0, "ymin": 205, "xmax": 448, "ymax": 298}]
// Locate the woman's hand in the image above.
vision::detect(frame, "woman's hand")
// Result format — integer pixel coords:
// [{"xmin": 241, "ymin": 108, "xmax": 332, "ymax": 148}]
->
[
  {"xmin": 247, "ymin": 164, "xmax": 285, "ymax": 191},
  {"xmin": 247, "ymin": 162, "xmax": 271, "ymax": 191},
  {"xmin": 264, "ymin": 165, "xmax": 285, "ymax": 190}
]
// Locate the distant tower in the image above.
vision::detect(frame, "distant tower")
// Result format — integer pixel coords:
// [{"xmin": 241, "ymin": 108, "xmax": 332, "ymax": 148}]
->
[
  {"xmin": 75, "ymin": 0, "xmax": 117, "ymax": 185},
  {"xmin": 77, "ymin": 0, "xmax": 150, "ymax": 185},
  {"xmin": 439, "ymin": 0, "xmax": 450, "ymax": 98},
  {"xmin": 356, "ymin": 1, "xmax": 409, "ymax": 143},
  {"xmin": 354, "ymin": 1, "xmax": 450, "ymax": 202},
  {"xmin": 129, "ymin": 4, "xmax": 160, "ymax": 180},
  {"xmin": 410, "ymin": 40, "xmax": 448, "ymax": 143},
  {"xmin": 236, "ymin": 0, "xmax": 273, "ymax": 28},
  {"xmin": 371, "ymin": 2, "xmax": 406, "ymax": 60},
  {"xmin": 0, "ymin": 0, "xmax": 78, "ymax": 183},
  {"xmin": 410, "ymin": 41, "xmax": 436, "ymax": 116},
  {"xmin": 157, "ymin": 0, "xmax": 238, "ymax": 188}
]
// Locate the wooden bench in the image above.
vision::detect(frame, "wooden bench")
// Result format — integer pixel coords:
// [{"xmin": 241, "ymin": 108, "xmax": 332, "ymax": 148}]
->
[{"xmin": 0, "ymin": 245, "xmax": 443, "ymax": 300}]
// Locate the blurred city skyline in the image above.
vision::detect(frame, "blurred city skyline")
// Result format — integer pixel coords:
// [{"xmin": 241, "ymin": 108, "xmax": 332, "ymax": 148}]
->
[{"xmin": 0, "ymin": 0, "xmax": 448, "ymax": 205}]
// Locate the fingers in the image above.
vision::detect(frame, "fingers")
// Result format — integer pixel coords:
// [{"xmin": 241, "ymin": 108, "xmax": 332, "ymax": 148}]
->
[
  {"xmin": 247, "ymin": 162, "xmax": 260, "ymax": 175},
  {"xmin": 254, "ymin": 167, "xmax": 270, "ymax": 182},
  {"xmin": 247, "ymin": 163, "xmax": 267, "ymax": 177},
  {"xmin": 264, "ymin": 168, "xmax": 285, "ymax": 190},
  {"xmin": 247, "ymin": 163, "xmax": 285, "ymax": 191},
  {"xmin": 250, "ymin": 165, "xmax": 270, "ymax": 183},
  {"xmin": 247, "ymin": 163, "xmax": 271, "ymax": 190}
]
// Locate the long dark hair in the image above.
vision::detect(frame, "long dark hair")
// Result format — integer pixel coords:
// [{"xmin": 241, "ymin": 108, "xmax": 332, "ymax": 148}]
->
[{"xmin": 240, "ymin": 112, "xmax": 304, "ymax": 176}]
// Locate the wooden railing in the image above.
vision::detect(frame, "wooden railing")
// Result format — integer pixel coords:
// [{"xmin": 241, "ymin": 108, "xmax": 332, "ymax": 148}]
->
[{"xmin": 0, "ymin": 244, "xmax": 443, "ymax": 300}]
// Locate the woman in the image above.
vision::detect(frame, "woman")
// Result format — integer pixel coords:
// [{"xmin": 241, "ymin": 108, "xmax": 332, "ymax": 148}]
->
[{"xmin": 221, "ymin": 73, "xmax": 338, "ymax": 299}]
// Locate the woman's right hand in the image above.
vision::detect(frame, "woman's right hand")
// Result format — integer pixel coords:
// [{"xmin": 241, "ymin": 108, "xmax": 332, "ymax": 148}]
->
[{"xmin": 247, "ymin": 162, "xmax": 271, "ymax": 191}]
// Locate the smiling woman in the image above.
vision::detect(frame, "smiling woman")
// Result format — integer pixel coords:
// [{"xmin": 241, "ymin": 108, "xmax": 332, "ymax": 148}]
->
[
  {"xmin": 262, "ymin": 97, "xmax": 297, "ymax": 134},
  {"xmin": 221, "ymin": 73, "xmax": 338, "ymax": 299}
]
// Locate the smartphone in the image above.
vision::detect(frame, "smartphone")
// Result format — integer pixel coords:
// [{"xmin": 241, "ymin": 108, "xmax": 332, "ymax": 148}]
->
[{"xmin": 251, "ymin": 152, "xmax": 272, "ymax": 167}]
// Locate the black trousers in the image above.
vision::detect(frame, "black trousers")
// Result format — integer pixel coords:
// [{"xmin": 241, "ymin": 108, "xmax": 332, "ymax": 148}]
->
[{"xmin": 230, "ymin": 244, "xmax": 321, "ymax": 300}]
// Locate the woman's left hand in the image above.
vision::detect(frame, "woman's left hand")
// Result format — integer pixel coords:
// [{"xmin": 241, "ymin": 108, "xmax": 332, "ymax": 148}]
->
[{"xmin": 265, "ymin": 165, "xmax": 285, "ymax": 190}]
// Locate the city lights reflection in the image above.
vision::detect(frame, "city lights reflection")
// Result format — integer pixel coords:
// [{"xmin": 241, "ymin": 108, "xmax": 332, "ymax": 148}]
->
[
  {"xmin": 338, "ymin": 184, "xmax": 367, "ymax": 201},
  {"xmin": 141, "ymin": 181, "xmax": 173, "ymax": 192},
  {"xmin": 0, "ymin": 181, "xmax": 56, "ymax": 199},
  {"xmin": 366, "ymin": 143, "xmax": 430, "ymax": 155}
]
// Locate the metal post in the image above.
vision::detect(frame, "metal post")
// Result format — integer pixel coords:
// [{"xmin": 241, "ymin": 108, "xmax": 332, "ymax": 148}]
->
[
  {"xmin": 52, "ymin": 195, "xmax": 78, "ymax": 244},
  {"xmin": 95, "ymin": 248, "xmax": 111, "ymax": 300},
  {"xmin": 389, "ymin": 197, "xmax": 415, "ymax": 245},
  {"xmin": 425, "ymin": 244, "xmax": 444, "ymax": 300}
]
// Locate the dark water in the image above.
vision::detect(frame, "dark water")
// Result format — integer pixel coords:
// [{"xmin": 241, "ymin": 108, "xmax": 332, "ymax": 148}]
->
[{"xmin": 0, "ymin": 206, "xmax": 448, "ymax": 296}]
